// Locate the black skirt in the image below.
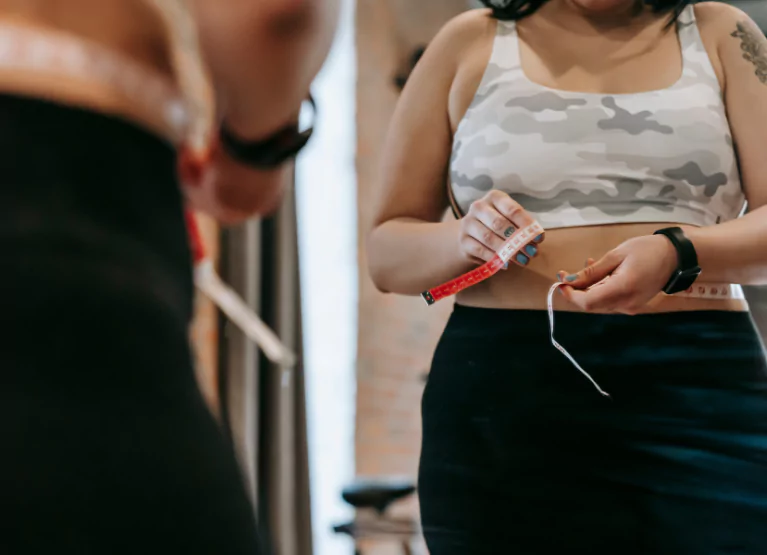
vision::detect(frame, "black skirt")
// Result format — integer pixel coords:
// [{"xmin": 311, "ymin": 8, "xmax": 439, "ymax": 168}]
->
[
  {"xmin": 0, "ymin": 95, "xmax": 260, "ymax": 553},
  {"xmin": 419, "ymin": 304, "xmax": 767, "ymax": 554}
]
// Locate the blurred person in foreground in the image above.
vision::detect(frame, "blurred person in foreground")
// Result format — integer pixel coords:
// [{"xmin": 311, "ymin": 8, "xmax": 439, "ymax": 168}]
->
[{"xmin": 0, "ymin": 0, "xmax": 339, "ymax": 552}]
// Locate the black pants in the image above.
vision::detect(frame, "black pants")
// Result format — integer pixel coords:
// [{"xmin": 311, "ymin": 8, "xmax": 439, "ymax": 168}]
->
[
  {"xmin": 0, "ymin": 95, "xmax": 260, "ymax": 553},
  {"xmin": 420, "ymin": 305, "xmax": 767, "ymax": 554}
]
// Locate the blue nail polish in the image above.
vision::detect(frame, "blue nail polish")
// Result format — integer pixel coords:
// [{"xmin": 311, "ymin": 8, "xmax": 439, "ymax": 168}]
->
[
  {"xmin": 525, "ymin": 244, "xmax": 537, "ymax": 257},
  {"xmin": 557, "ymin": 274, "xmax": 563, "ymax": 282},
  {"xmin": 504, "ymin": 226, "xmax": 516, "ymax": 238},
  {"xmin": 516, "ymin": 253, "xmax": 529, "ymax": 266},
  {"xmin": 566, "ymin": 274, "xmax": 578, "ymax": 282},
  {"xmin": 534, "ymin": 234, "xmax": 543, "ymax": 242},
  {"xmin": 502, "ymin": 262, "xmax": 509, "ymax": 270}
]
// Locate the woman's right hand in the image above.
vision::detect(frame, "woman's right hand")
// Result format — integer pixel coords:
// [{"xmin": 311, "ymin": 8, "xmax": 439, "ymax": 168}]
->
[{"xmin": 459, "ymin": 190, "xmax": 544, "ymax": 267}]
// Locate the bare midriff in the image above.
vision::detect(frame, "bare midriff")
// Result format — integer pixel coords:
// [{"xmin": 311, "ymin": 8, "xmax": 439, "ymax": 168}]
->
[
  {"xmin": 455, "ymin": 222, "xmax": 748, "ymax": 313},
  {"xmin": 0, "ymin": 0, "xmax": 174, "ymax": 137}
]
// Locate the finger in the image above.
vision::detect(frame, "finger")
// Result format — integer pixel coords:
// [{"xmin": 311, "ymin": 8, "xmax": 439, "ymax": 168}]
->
[
  {"xmin": 511, "ymin": 244, "xmax": 536, "ymax": 268},
  {"xmin": 524, "ymin": 241, "xmax": 540, "ymax": 260},
  {"xmin": 474, "ymin": 207, "xmax": 516, "ymax": 243},
  {"xmin": 460, "ymin": 236, "xmax": 496, "ymax": 264},
  {"xmin": 515, "ymin": 241, "xmax": 540, "ymax": 266},
  {"xmin": 488, "ymin": 191, "xmax": 539, "ymax": 239},
  {"xmin": 584, "ymin": 257, "xmax": 595, "ymax": 268},
  {"xmin": 464, "ymin": 218, "xmax": 506, "ymax": 253},
  {"xmin": 561, "ymin": 252, "xmax": 620, "ymax": 290},
  {"xmin": 566, "ymin": 275, "xmax": 633, "ymax": 313}
]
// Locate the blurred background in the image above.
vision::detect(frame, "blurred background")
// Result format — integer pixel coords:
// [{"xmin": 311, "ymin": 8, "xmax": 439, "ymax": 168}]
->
[{"xmin": 190, "ymin": 2, "xmax": 767, "ymax": 554}]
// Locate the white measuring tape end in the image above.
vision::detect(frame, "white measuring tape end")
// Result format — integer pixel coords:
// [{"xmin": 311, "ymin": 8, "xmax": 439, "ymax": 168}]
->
[{"xmin": 547, "ymin": 283, "xmax": 611, "ymax": 398}]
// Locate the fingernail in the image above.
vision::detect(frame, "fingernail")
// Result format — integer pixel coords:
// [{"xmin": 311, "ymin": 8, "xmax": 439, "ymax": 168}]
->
[
  {"xmin": 502, "ymin": 262, "xmax": 509, "ymax": 270},
  {"xmin": 504, "ymin": 226, "xmax": 516, "ymax": 238},
  {"xmin": 557, "ymin": 274, "xmax": 563, "ymax": 282},
  {"xmin": 566, "ymin": 274, "xmax": 578, "ymax": 282},
  {"xmin": 515, "ymin": 253, "xmax": 529, "ymax": 266},
  {"xmin": 534, "ymin": 234, "xmax": 543, "ymax": 243},
  {"xmin": 525, "ymin": 244, "xmax": 537, "ymax": 257}
]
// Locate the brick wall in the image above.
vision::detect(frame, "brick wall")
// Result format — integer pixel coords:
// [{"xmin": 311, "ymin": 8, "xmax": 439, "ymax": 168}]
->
[{"xmin": 355, "ymin": 1, "xmax": 467, "ymax": 553}]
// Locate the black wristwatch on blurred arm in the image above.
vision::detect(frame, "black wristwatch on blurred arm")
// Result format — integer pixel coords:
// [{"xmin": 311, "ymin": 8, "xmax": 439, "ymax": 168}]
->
[
  {"xmin": 653, "ymin": 227, "xmax": 701, "ymax": 295},
  {"xmin": 219, "ymin": 95, "xmax": 317, "ymax": 169}
]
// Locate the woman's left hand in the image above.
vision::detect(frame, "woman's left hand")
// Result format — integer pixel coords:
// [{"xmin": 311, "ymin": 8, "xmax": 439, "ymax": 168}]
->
[{"xmin": 557, "ymin": 235, "xmax": 679, "ymax": 315}]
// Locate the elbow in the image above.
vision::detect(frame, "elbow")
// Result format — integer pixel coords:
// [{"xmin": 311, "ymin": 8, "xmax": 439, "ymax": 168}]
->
[
  {"xmin": 368, "ymin": 265, "xmax": 392, "ymax": 295},
  {"xmin": 258, "ymin": 0, "xmax": 337, "ymax": 49},
  {"xmin": 368, "ymin": 272, "xmax": 390, "ymax": 295},
  {"xmin": 263, "ymin": 1, "xmax": 315, "ymax": 33},
  {"xmin": 366, "ymin": 227, "xmax": 393, "ymax": 294},
  {"xmin": 262, "ymin": 0, "xmax": 339, "ymax": 33}
]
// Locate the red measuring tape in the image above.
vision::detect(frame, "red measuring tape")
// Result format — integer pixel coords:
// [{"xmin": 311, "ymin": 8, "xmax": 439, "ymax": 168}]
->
[{"xmin": 421, "ymin": 221, "xmax": 544, "ymax": 305}]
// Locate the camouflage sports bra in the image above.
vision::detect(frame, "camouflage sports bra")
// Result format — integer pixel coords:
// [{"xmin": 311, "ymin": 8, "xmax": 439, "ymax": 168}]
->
[{"xmin": 449, "ymin": 5, "xmax": 746, "ymax": 230}]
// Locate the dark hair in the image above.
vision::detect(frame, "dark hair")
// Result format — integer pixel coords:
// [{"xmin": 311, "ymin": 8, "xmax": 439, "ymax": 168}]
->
[{"xmin": 479, "ymin": 0, "xmax": 693, "ymax": 23}]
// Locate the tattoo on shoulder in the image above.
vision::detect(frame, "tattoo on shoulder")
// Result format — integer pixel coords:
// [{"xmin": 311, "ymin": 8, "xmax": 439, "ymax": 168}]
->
[{"xmin": 731, "ymin": 20, "xmax": 767, "ymax": 85}]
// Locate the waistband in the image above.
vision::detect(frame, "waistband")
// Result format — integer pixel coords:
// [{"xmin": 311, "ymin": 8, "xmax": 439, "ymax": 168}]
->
[
  {"xmin": 0, "ymin": 22, "xmax": 189, "ymax": 144},
  {"xmin": 449, "ymin": 303, "xmax": 754, "ymax": 328}
]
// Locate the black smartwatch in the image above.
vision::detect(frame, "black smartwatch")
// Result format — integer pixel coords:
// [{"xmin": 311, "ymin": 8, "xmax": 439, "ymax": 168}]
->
[
  {"xmin": 653, "ymin": 227, "xmax": 702, "ymax": 295},
  {"xmin": 219, "ymin": 95, "xmax": 317, "ymax": 170}
]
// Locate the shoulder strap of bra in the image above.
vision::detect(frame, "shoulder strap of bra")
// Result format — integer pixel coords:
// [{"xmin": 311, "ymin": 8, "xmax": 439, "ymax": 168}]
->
[
  {"xmin": 143, "ymin": 0, "xmax": 216, "ymax": 154},
  {"xmin": 491, "ymin": 19, "xmax": 522, "ymax": 70},
  {"xmin": 676, "ymin": 4, "xmax": 698, "ymax": 49},
  {"xmin": 675, "ymin": 4, "xmax": 720, "ymax": 83},
  {"xmin": 676, "ymin": 4, "xmax": 714, "ymax": 60}
]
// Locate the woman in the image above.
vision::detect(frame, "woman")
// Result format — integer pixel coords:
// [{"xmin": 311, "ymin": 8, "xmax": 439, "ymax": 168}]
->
[
  {"xmin": 0, "ymin": 0, "xmax": 337, "ymax": 553},
  {"xmin": 368, "ymin": 0, "xmax": 767, "ymax": 552}
]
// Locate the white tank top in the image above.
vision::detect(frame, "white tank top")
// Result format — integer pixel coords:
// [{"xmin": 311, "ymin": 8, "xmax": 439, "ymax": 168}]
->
[{"xmin": 449, "ymin": 5, "xmax": 746, "ymax": 230}]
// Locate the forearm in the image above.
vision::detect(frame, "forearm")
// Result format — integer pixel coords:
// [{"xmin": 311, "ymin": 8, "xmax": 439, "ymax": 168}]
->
[
  {"xmin": 684, "ymin": 205, "xmax": 767, "ymax": 286},
  {"xmin": 367, "ymin": 218, "xmax": 475, "ymax": 296}
]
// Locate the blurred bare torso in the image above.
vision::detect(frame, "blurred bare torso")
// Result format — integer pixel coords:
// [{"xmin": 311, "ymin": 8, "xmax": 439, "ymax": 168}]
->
[{"xmin": 0, "ymin": 0, "xmax": 175, "ymax": 135}]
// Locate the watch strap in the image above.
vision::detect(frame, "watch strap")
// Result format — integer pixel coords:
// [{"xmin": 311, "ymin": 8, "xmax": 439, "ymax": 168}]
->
[
  {"xmin": 653, "ymin": 226, "xmax": 698, "ymax": 270},
  {"xmin": 219, "ymin": 95, "xmax": 316, "ymax": 170}
]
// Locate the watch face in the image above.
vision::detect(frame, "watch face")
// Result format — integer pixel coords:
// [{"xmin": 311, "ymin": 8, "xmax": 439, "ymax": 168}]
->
[
  {"xmin": 667, "ymin": 267, "xmax": 702, "ymax": 294},
  {"xmin": 680, "ymin": 267, "xmax": 702, "ymax": 280}
]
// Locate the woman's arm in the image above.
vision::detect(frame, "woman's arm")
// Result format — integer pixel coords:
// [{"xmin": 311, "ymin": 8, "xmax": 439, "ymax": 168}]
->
[
  {"xmin": 557, "ymin": 4, "xmax": 767, "ymax": 313},
  {"xmin": 683, "ymin": 4, "xmax": 767, "ymax": 285},
  {"xmin": 186, "ymin": 0, "xmax": 341, "ymax": 221},
  {"xmin": 366, "ymin": 10, "xmax": 472, "ymax": 295},
  {"xmin": 368, "ymin": 10, "xmax": 541, "ymax": 295}
]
